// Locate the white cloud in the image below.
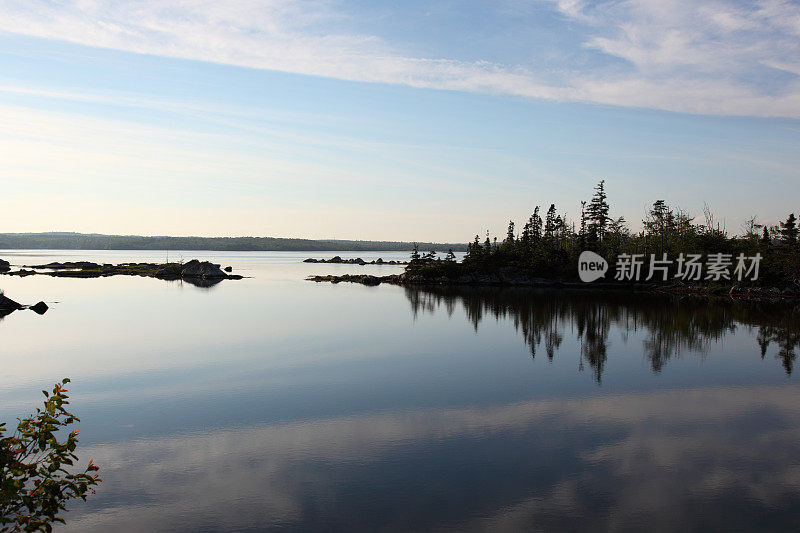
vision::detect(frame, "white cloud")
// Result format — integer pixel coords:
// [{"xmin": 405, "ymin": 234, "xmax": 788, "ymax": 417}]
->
[{"xmin": 0, "ymin": 0, "xmax": 798, "ymax": 117}]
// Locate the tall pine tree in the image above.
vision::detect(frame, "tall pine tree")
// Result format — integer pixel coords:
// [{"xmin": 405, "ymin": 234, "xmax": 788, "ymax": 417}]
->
[{"xmin": 586, "ymin": 180, "xmax": 610, "ymax": 244}]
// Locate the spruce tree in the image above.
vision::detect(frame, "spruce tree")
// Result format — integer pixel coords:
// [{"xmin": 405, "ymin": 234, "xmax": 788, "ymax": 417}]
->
[
  {"xmin": 779, "ymin": 213, "xmax": 798, "ymax": 245},
  {"xmin": 411, "ymin": 243, "xmax": 420, "ymax": 261},
  {"xmin": 761, "ymin": 226, "xmax": 771, "ymax": 246},
  {"xmin": 506, "ymin": 220, "xmax": 515, "ymax": 244},
  {"xmin": 544, "ymin": 204, "xmax": 557, "ymax": 239},
  {"xmin": 521, "ymin": 220, "xmax": 532, "ymax": 246},
  {"xmin": 531, "ymin": 207, "xmax": 542, "ymax": 242},
  {"xmin": 586, "ymin": 180, "xmax": 610, "ymax": 243}
]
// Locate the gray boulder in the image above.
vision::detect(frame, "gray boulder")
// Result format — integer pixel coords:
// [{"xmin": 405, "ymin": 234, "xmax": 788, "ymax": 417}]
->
[
  {"xmin": 155, "ymin": 264, "xmax": 183, "ymax": 278},
  {"xmin": 180, "ymin": 260, "xmax": 227, "ymax": 279}
]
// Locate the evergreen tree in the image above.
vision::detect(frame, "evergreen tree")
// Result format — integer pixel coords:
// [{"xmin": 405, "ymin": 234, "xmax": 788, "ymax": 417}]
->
[
  {"xmin": 464, "ymin": 235, "xmax": 482, "ymax": 264},
  {"xmin": 761, "ymin": 226, "xmax": 771, "ymax": 246},
  {"xmin": 544, "ymin": 204, "xmax": 557, "ymax": 239},
  {"xmin": 520, "ymin": 220, "xmax": 532, "ymax": 246},
  {"xmin": 779, "ymin": 213, "xmax": 798, "ymax": 245},
  {"xmin": 531, "ymin": 207, "xmax": 542, "ymax": 242},
  {"xmin": 411, "ymin": 243, "xmax": 420, "ymax": 261},
  {"xmin": 554, "ymin": 215, "xmax": 565, "ymax": 250},
  {"xmin": 506, "ymin": 220, "xmax": 515, "ymax": 244},
  {"xmin": 586, "ymin": 180, "xmax": 610, "ymax": 243},
  {"xmin": 644, "ymin": 200, "xmax": 675, "ymax": 254}
]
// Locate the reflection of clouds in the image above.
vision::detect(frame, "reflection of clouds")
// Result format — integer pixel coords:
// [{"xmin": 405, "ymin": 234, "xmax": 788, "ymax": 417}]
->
[
  {"xmin": 66, "ymin": 384, "xmax": 800, "ymax": 531},
  {"xmin": 473, "ymin": 389, "xmax": 800, "ymax": 532}
]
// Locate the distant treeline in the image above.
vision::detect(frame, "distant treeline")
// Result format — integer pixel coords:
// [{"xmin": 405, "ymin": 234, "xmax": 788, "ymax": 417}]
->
[{"xmin": 0, "ymin": 233, "xmax": 467, "ymax": 252}]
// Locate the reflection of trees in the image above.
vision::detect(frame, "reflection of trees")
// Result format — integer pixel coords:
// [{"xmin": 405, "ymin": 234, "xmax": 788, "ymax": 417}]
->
[
  {"xmin": 405, "ymin": 287, "xmax": 800, "ymax": 381},
  {"xmin": 757, "ymin": 324, "xmax": 800, "ymax": 375}
]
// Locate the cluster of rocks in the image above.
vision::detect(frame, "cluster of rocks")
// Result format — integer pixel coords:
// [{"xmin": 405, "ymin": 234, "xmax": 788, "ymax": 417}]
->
[
  {"xmin": 0, "ymin": 293, "xmax": 48, "ymax": 318},
  {"xmin": 307, "ymin": 274, "xmax": 401, "ymax": 286},
  {"xmin": 303, "ymin": 256, "xmax": 407, "ymax": 265}
]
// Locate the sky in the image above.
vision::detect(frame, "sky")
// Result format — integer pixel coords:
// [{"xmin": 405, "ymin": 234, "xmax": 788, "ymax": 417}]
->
[{"xmin": 0, "ymin": 0, "xmax": 798, "ymax": 242}]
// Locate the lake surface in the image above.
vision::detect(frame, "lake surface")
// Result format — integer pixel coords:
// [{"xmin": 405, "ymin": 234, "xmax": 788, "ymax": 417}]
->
[{"xmin": 2, "ymin": 250, "xmax": 800, "ymax": 531}]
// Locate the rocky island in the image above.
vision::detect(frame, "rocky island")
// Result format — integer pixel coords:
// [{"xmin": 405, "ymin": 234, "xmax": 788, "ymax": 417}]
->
[
  {"xmin": 1, "ymin": 259, "xmax": 243, "ymax": 287},
  {"xmin": 307, "ymin": 182, "xmax": 800, "ymax": 303},
  {"xmin": 303, "ymin": 256, "xmax": 407, "ymax": 265}
]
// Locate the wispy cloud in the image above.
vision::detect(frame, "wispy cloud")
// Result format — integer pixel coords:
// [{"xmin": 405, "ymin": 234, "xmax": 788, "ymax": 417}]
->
[{"xmin": 0, "ymin": 0, "xmax": 798, "ymax": 117}]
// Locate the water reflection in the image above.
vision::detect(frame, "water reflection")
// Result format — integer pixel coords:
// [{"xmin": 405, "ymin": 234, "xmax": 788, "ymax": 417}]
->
[
  {"xmin": 4, "ymin": 252, "xmax": 800, "ymax": 531},
  {"xmin": 406, "ymin": 287, "xmax": 800, "ymax": 380},
  {"xmin": 68, "ymin": 385, "xmax": 800, "ymax": 531}
]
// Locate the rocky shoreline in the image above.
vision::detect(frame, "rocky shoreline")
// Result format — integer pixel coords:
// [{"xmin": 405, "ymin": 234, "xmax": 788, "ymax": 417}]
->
[
  {"xmin": 1, "ymin": 259, "xmax": 243, "ymax": 286},
  {"xmin": 307, "ymin": 269, "xmax": 800, "ymax": 303}
]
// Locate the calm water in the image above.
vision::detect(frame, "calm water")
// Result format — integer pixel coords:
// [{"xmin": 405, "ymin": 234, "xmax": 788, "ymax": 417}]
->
[{"xmin": 2, "ymin": 250, "xmax": 800, "ymax": 532}]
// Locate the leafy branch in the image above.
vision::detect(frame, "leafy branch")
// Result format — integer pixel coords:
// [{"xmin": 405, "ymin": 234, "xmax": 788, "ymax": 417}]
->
[{"xmin": 1, "ymin": 379, "xmax": 100, "ymax": 532}]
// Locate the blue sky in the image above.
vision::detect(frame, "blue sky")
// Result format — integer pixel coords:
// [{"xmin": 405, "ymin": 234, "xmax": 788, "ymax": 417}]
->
[{"xmin": 0, "ymin": 0, "xmax": 798, "ymax": 241}]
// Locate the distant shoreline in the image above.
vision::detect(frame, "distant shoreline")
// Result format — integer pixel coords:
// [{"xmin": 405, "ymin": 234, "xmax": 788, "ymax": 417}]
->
[{"xmin": 0, "ymin": 233, "xmax": 467, "ymax": 252}]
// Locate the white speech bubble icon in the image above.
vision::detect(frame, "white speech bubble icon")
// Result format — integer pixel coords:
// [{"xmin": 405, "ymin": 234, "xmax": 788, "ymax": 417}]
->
[{"xmin": 578, "ymin": 251, "xmax": 608, "ymax": 282}]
